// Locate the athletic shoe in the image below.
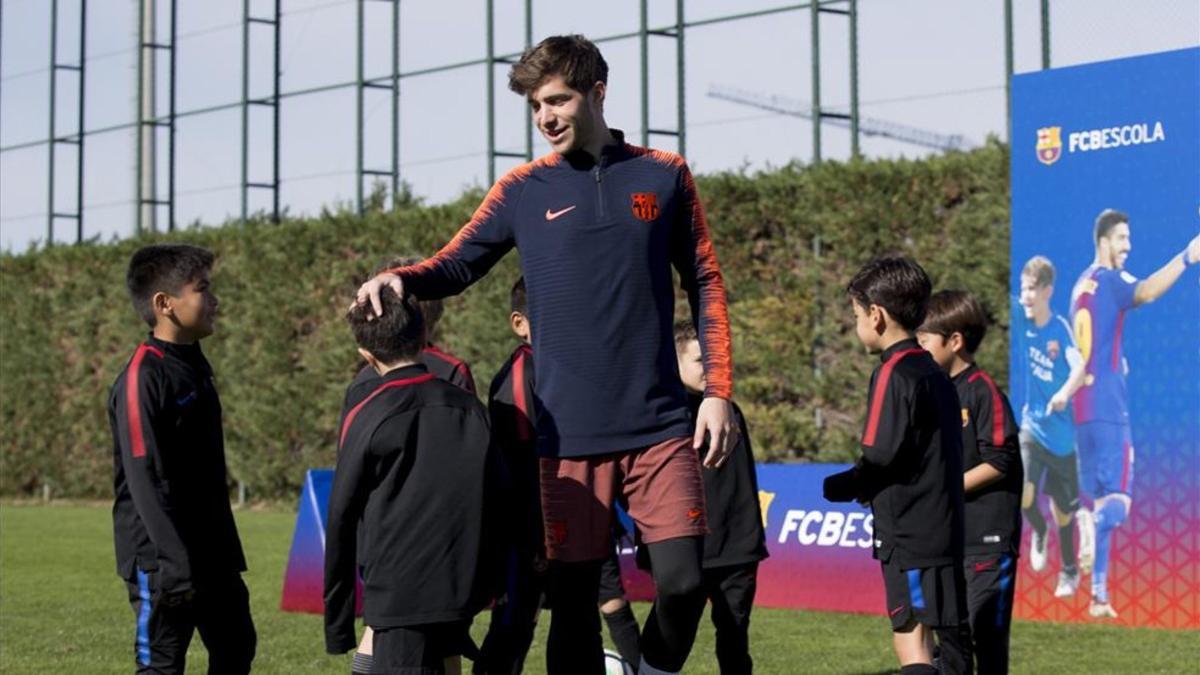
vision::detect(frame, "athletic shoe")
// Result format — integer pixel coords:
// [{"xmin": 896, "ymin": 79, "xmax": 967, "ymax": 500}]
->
[
  {"xmin": 1054, "ymin": 569, "xmax": 1080, "ymax": 598},
  {"xmin": 1076, "ymin": 508, "xmax": 1096, "ymax": 575},
  {"xmin": 1030, "ymin": 529, "xmax": 1048, "ymax": 572},
  {"xmin": 1088, "ymin": 599, "xmax": 1118, "ymax": 619}
]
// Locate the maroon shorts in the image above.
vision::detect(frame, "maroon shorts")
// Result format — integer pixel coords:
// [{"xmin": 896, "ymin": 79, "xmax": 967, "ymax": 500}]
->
[{"xmin": 539, "ymin": 436, "xmax": 707, "ymax": 562}]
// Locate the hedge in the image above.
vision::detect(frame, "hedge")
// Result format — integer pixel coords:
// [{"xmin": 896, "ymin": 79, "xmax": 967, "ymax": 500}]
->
[{"xmin": 0, "ymin": 140, "xmax": 1011, "ymax": 499}]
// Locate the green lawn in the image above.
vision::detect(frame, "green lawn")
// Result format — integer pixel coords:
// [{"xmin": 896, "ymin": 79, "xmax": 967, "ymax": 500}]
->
[{"xmin": 1, "ymin": 504, "xmax": 1195, "ymax": 674}]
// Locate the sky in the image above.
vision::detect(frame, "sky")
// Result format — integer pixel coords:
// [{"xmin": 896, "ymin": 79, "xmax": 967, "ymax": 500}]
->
[{"xmin": 2, "ymin": 0, "xmax": 1197, "ymax": 251}]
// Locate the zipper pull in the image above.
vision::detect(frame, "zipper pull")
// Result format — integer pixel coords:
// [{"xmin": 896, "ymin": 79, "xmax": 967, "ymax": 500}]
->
[{"xmin": 594, "ymin": 167, "xmax": 601, "ymax": 183}]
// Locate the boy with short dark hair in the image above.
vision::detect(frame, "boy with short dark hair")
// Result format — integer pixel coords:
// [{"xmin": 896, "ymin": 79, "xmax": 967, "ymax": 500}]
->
[
  {"xmin": 325, "ymin": 287, "xmax": 500, "ymax": 674},
  {"xmin": 343, "ymin": 257, "xmax": 479, "ymax": 675},
  {"xmin": 476, "ymin": 277, "xmax": 542, "ymax": 674},
  {"xmin": 917, "ymin": 290, "xmax": 1022, "ymax": 675},
  {"xmin": 674, "ymin": 319, "xmax": 768, "ymax": 675},
  {"xmin": 110, "ymin": 243, "xmax": 256, "ymax": 674},
  {"xmin": 823, "ymin": 255, "xmax": 970, "ymax": 675}
]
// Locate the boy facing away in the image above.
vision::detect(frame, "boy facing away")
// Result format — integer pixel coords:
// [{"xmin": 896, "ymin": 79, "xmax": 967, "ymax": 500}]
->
[
  {"xmin": 343, "ymin": 256, "xmax": 479, "ymax": 675},
  {"xmin": 324, "ymin": 287, "xmax": 501, "ymax": 674},
  {"xmin": 918, "ymin": 290, "xmax": 1023, "ymax": 675},
  {"xmin": 109, "ymin": 244, "xmax": 256, "ymax": 674},
  {"xmin": 823, "ymin": 256, "xmax": 970, "ymax": 675},
  {"xmin": 674, "ymin": 319, "xmax": 768, "ymax": 675}
]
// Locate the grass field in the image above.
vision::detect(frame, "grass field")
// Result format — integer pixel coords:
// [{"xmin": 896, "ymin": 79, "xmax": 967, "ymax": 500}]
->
[{"xmin": 1, "ymin": 504, "xmax": 1195, "ymax": 674}]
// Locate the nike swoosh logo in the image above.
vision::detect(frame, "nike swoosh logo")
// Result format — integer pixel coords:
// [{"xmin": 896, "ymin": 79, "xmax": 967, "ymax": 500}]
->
[
  {"xmin": 889, "ymin": 605, "xmax": 905, "ymax": 617},
  {"xmin": 545, "ymin": 205, "xmax": 576, "ymax": 221}
]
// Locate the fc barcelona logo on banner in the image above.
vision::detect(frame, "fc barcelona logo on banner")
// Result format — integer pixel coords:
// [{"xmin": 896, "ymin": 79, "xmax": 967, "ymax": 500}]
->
[
  {"xmin": 1036, "ymin": 126, "xmax": 1062, "ymax": 165},
  {"xmin": 631, "ymin": 192, "xmax": 659, "ymax": 222}
]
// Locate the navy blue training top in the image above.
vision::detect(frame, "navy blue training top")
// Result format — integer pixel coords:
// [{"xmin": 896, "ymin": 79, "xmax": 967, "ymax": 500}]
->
[{"xmin": 389, "ymin": 130, "xmax": 733, "ymax": 458}]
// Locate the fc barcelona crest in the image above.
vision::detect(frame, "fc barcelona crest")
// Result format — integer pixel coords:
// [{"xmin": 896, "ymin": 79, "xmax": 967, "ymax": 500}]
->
[
  {"xmin": 1046, "ymin": 339, "xmax": 1060, "ymax": 361},
  {"xmin": 631, "ymin": 192, "xmax": 659, "ymax": 222},
  {"xmin": 1036, "ymin": 126, "xmax": 1062, "ymax": 165}
]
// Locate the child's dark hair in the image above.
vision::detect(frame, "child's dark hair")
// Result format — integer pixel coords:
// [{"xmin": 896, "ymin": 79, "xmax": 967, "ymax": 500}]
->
[
  {"xmin": 920, "ymin": 289, "xmax": 991, "ymax": 355},
  {"xmin": 347, "ymin": 287, "xmax": 426, "ymax": 364},
  {"xmin": 376, "ymin": 255, "xmax": 443, "ymax": 333},
  {"xmin": 673, "ymin": 318, "xmax": 698, "ymax": 347},
  {"xmin": 846, "ymin": 255, "xmax": 932, "ymax": 331},
  {"xmin": 126, "ymin": 244, "xmax": 215, "ymax": 327},
  {"xmin": 511, "ymin": 277, "xmax": 527, "ymax": 315}
]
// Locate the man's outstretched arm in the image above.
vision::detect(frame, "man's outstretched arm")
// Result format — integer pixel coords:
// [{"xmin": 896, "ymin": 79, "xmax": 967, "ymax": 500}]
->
[
  {"xmin": 1133, "ymin": 234, "xmax": 1200, "ymax": 306},
  {"xmin": 353, "ymin": 170, "xmax": 526, "ymax": 316}
]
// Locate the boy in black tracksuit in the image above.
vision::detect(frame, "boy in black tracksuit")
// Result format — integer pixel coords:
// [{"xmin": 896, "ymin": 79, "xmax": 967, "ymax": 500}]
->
[
  {"xmin": 476, "ymin": 277, "xmax": 642, "ymax": 673},
  {"xmin": 109, "ymin": 244, "xmax": 256, "ymax": 674},
  {"xmin": 824, "ymin": 256, "xmax": 971, "ymax": 675},
  {"xmin": 325, "ymin": 287, "xmax": 501, "ymax": 674},
  {"xmin": 343, "ymin": 258, "xmax": 480, "ymax": 675},
  {"xmin": 918, "ymin": 290, "xmax": 1022, "ymax": 675},
  {"xmin": 675, "ymin": 320, "xmax": 768, "ymax": 675}
]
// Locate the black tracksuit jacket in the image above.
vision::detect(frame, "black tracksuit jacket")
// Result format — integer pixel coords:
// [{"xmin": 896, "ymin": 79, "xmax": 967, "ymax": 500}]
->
[{"xmin": 109, "ymin": 336, "xmax": 246, "ymax": 593}]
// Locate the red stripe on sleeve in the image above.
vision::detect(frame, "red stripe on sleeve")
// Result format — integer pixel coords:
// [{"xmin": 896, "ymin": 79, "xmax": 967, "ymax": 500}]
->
[
  {"xmin": 126, "ymin": 344, "xmax": 163, "ymax": 458},
  {"xmin": 386, "ymin": 155, "xmax": 559, "ymax": 280},
  {"xmin": 862, "ymin": 349, "xmax": 923, "ymax": 447},
  {"xmin": 512, "ymin": 346, "xmax": 533, "ymax": 442},
  {"xmin": 680, "ymin": 166, "xmax": 733, "ymax": 399},
  {"xmin": 968, "ymin": 370, "xmax": 1007, "ymax": 447},
  {"xmin": 339, "ymin": 373, "xmax": 436, "ymax": 450}
]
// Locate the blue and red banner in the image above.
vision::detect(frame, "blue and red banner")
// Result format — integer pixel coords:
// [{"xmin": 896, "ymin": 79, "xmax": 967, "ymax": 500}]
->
[{"xmin": 1010, "ymin": 47, "xmax": 1200, "ymax": 628}]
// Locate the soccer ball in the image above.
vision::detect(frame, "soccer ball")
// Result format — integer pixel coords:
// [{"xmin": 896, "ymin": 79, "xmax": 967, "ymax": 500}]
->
[{"xmin": 604, "ymin": 649, "xmax": 635, "ymax": 675}]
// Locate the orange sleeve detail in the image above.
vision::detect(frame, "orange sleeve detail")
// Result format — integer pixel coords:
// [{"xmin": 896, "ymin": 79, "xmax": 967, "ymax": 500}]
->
[{"xmin": 681, "ymin": 166, "xmax": 734, "ymax": 399}]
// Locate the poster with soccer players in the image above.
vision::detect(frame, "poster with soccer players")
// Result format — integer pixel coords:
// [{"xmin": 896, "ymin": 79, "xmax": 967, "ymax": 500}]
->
[{"xmin": 1010, "ymin": 48, "xmax": 1200, "ymax": 629}]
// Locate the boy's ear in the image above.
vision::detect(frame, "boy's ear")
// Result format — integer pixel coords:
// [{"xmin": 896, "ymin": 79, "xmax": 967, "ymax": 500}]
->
[
  {"xmin": 869, "ymin": 304, "xmax": 888, "ymax": 335},
  {"xmin": 151, "ymin": 291, "xmax": 173, "ymax": 318},
  {"xmin": 358, "ymin": 347, "xmax": 381, "ymax": 373},
  {"xmin": 948, "ymin": 331, "xmax": 966, "ymax": 354}
]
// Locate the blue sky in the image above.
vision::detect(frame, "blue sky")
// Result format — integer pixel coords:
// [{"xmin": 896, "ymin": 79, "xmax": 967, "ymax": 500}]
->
[{"xmin": 2, "ymin": 0, "xmax": 1197, "ymax": 251}]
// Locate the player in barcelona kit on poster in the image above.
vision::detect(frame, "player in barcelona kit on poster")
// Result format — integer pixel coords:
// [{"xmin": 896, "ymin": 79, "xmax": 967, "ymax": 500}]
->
[
  {"xmin": 1014, "ymin": 256, "xmax": 1087, "ymax": 598},
  {"xmin": 1069, "ymin": 208, "xmax": 1200, "ymax": 619}
]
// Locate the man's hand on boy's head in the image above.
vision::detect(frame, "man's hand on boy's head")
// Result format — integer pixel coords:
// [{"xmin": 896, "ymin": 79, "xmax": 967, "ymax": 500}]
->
[
  {"xmin": 351, "ymin": 272, "xmax": 404, "ymax": 319},
  {"xmin": 696, "ymin": 397, "xmax": 738, "ymax": 468}
]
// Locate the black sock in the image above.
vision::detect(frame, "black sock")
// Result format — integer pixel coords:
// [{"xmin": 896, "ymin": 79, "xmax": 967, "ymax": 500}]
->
[
  {"xmin": 1023, "ymin": 505, "xmax": 1047, "ymax": 538},
  {"xmin": 351, "ymin": 650, "xmax": 373, "ymax": 675},
  {"xmin": 900, "ymin": 665, "xmax": 938, "ymax": 675},
  {"xmin": 1059, "ymin": 521, "xmax": 1077, "ymax": 573},
  {"xmin": 602, "ymin": 604, "xmax": 641, "ymax": 666}
]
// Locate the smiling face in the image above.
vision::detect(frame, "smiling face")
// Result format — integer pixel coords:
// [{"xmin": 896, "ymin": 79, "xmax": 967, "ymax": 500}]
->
[
  {"xmin": 1018, "ymin": 273, "xmax": 1052, "ymax": 319},
  {"xmin": 527, "ymin": 74, "xmax": 604, "ymax": 155},
  {"xmin": 1097, "ymin": 221, "xmax": 1132, "ymax": 270}
]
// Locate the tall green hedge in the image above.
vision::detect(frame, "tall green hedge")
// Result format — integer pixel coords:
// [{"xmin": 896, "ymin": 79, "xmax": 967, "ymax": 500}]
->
[{"xmin": 0, "ymin": 141, "xmax": 1011, "ymax": 499}]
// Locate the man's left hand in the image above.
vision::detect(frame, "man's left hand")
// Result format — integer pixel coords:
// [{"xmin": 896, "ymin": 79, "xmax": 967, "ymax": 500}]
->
[{"xmin": 695, "ymin": 397, "xmax": 738, "ymax": 469}]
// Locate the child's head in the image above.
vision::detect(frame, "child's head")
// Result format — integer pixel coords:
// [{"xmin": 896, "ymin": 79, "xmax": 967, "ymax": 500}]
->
[
  {"xmin": 916, "ymin": 289, "xmax": 990, "ymax": 371},
  {"xmin": 673, "ymin": 319, "xmax": 705, "ymax": 394},
  {"xmin": 509, "ymin": 276, "xmax": 530, "ymax": 343},
  {"xmin": 846, "ymin": 255, "xmax": 931, "ymax": 352},
  {"xmin": 346, "ymin": 286, "xmax": 426, "ymax": 371},
  {"xmin": 1018, "ymin": 255, "xmax": 1055, "ymax": 319},
  {"xmin": 378, "ymin": 256, "xmax": 442, "ymax": 342},
  {"xmin": 126, "ymin": 244, "xmax": 218, "ymax": 340}
]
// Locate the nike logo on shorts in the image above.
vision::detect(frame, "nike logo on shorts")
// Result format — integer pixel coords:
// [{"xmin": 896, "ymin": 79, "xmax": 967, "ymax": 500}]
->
[
  {"xmin": 890, "ymin": 605, "xmax": 906, "ymax": 617},
  {"xmin": 545, "ymin": 205, "xmax": 577, "ymax": 220}
]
